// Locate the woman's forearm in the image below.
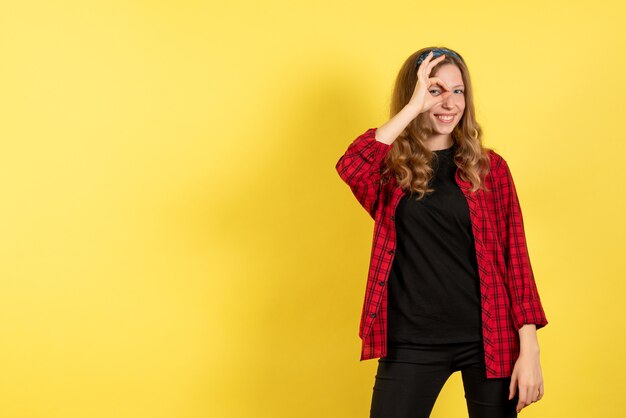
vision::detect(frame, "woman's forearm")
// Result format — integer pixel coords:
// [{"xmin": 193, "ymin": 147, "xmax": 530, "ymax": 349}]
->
[
  {"xmin": 518, "ymin": 324, "xmax": 540, "ymax": 354},
  {"xmin": 375, "ymin": 104, "xmax": 422, "ymax": 145}
]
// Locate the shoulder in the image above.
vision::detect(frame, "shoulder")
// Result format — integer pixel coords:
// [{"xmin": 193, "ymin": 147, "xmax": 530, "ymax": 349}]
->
[{"xmin": 486, "ymin": 148, "xmax": 508, "ymax": 178}]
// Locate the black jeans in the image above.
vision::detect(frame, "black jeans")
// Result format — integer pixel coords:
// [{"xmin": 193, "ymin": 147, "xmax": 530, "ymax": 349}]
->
[{"xmin": 370, "ymin": 340, "xmax": 518, "ymax": 418}]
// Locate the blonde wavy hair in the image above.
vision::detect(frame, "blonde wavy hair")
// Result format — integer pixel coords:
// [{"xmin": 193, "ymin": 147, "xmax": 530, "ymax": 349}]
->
[{"xmin": 381, "ymin": 46, "xmax": 493, "ymax": 199}]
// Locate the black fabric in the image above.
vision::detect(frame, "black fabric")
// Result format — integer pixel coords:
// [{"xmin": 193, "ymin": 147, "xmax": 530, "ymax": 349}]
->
[
  {"xmin": 387, "ymin": 143, "xmax": 483, "ymax": 345},
  {"xmin": 370, "ymin": 340, "xmax": 518, "ymax": 418}
]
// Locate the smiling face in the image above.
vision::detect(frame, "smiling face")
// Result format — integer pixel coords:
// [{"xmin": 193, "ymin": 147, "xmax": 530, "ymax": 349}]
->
[{"xmin": 427, "ymin": 63, "xmax": 466, "ymax": 139}]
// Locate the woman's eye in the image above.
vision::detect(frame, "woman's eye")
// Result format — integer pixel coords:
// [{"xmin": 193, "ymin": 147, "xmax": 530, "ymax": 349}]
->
[{"xmin": 430, "ymin": 89, "xmax": 464, "ymax": 95}]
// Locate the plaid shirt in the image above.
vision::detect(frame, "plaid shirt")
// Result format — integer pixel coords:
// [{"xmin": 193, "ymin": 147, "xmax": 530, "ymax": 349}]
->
[{"xmin": 336, "ymin": 127, "xmax": 548, "ymax": 379}]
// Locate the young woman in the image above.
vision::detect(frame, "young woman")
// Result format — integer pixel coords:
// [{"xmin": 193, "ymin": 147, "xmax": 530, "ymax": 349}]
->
[{"xmin": 335, "ymin": 47, "xmax": 549, "ymax": 418}]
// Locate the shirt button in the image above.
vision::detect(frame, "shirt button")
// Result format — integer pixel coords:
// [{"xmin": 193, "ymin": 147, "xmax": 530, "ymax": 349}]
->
[
  {"xmin": 390, "ymin": 215, "xmax": 395, "ymax": 221},
  {"xmin": 370, "ymin": 313, "xmax": 376, "ymax": 318},
  {"xmin": 378, "ymin": 280, "xmax": 385, "ymax": 286},
  {"xmin": 388, "ymin": 249, "xmax": 395, "ymax": 255}
]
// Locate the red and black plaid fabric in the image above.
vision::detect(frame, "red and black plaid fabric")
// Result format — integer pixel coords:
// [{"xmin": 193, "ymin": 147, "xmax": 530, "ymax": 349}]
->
[{"xmin": 336, "ymin": 127, "xmax": 548, "ymax": 379}]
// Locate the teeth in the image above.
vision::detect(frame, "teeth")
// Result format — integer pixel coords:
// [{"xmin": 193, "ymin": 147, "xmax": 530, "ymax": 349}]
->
[{"xmin": 437, "ymin": 115, "xmax": 454, "ymax": 121}]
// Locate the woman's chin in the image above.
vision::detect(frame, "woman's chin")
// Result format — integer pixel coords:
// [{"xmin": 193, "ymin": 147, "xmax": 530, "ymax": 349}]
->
[{"xmin": 432, "ymin": 124, "xmax": 456, "ymax": 134}]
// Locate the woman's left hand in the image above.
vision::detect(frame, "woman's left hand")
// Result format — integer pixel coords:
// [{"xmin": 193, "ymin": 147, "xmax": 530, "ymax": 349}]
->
[{"xmin": 509, "ymin": 349, "xmax": 544, "ymax": 413}]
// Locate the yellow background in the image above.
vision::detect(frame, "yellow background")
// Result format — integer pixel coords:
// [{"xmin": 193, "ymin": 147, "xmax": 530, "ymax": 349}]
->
[{"xmin": 1, "ymin": 1, "xmax": 624, "ymax": 417}]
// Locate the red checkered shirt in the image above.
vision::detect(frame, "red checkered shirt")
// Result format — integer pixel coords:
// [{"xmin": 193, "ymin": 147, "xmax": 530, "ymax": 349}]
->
[{"xmin": 336, "ymin": 127, "xmax": 548, "ymax": 379}]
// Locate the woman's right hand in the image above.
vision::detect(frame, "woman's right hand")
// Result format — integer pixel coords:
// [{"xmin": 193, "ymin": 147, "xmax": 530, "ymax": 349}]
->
[{"xmin": 407, "ymin": 51, "xmax": 452, "ymax": 115}]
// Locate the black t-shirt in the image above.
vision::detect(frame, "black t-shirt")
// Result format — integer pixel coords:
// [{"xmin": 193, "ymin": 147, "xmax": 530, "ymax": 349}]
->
[{"xmin": 387, "ymin": 143, "xmax": 483, "ymax": 346}]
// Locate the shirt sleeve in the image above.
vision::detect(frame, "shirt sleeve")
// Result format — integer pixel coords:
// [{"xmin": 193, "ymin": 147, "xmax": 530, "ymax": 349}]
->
[
  {"xmin": 496, "ymin": 157, "xmax": 549, "ymax": 331},
  {"xmin": 335, "ymin": 128, "xmax": 392, "ymax": 219}
]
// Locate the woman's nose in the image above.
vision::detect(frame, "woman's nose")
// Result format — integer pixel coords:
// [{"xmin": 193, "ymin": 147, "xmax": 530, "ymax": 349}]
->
[{"xmin": 442, "ymin": 93, "xmax": 456, "ymax": 107}]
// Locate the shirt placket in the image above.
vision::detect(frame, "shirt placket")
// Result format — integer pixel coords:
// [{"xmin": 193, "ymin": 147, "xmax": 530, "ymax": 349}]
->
[
  {"xmin": 360, "ymin": 181, "xmax": 405, "ymax": 348},
  {"xmin": 455, "ymin": 167, "xmax": 497, "ymax": 377}
]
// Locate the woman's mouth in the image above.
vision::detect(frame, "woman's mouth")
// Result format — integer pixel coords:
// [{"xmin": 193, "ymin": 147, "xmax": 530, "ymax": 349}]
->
[{"xmin": 435, "ymin": 114, "xmax": 456, "ymax": 124}]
